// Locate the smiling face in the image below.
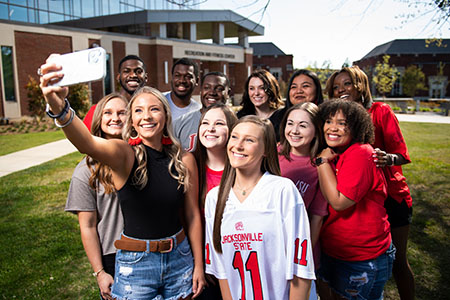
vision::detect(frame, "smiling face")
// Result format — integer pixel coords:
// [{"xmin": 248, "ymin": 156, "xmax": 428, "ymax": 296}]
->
[
  {"xmin": 248, "ymin": 77, "xmax": 269, "ymax": 110},
  {"xmin": 227, "ymin": 122, "xmax": 265, "ymax": 173},
  {"xmin": 200, "ymin": 75, "xmax": 229, "ymax": 108},
  {"xmin": 332, "ymin": 72, "xmax": 359, "ymax": 102},
  {"xmin": 131, "ymin": 93, "xmax": 166, "ymax": 148},
  {"xmin": 289, "ymin": 74, "xmax": 317, "ymax": 105},
  {"xmin": 323, "ymin": 110, "xmax": 352, "ymax": 153},
  {"xmin": 284, "ymin": 109, "xmax": 316, "ymax": 156},
  {"xmin": 101, "ymin": 97, "xmax": 127, "ymax": 139},
  {"xmin": 199, "ymin": 108, "xmax": 229, "ymax": 150},
  {"xmin": 171, "ymin": 64, "xmax": 197, "ymax": 101},
  {"xmin": 118, "ymin": 59, "xmax": 147, "ymax": 96}
]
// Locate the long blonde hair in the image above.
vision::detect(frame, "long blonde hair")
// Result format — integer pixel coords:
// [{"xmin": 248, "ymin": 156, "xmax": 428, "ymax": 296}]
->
[
  {"xmin": 87, "ymin": 93, "xmax": 127, "ymax": 194},
  {"xmin": 213, "ymin": 115, "xmax": 280, "ymax": 253},
  {"xmin": 123, "ymin": 86, "xmax": 189, "ymax": 191}
]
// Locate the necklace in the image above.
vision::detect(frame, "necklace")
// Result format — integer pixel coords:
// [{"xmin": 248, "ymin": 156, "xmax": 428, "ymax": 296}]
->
[{"xmin": 234, "ymin": 181, "xmax": 258, "ymax": 196}]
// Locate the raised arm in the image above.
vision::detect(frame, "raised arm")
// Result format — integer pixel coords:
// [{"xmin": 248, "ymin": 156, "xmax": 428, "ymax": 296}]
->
[
  {"xmin": 181, "ymin": 152, "xmax": 206, "ymax": 297},
  {"xmin": 316, "ymin": 148, "xmax": 355, "ymax": 211},
  {"xmin": 39, "ymin": 56, "xmax": 134, "ymax": 186}
]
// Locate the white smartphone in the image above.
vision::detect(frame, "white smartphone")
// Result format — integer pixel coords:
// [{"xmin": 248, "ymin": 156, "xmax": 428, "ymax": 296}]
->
[{"xmin": 48, "ymin": 47, "xmax": 107, "ymax": 87}]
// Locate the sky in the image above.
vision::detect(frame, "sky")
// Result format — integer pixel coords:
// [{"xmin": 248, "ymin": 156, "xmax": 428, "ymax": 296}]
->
[{"xmin": 200, "ymin": 0, "xmax": 450, "ymax": 69}]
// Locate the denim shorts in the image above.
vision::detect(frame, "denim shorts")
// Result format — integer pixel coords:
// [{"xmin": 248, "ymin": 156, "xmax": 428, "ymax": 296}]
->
[
  {"xmin": 317, "ymin": 243, "xmax": 396, "ymax": 300},
  {"xmin": 111, "ymin": 231, "xmax": 194, "ymax": 300}
]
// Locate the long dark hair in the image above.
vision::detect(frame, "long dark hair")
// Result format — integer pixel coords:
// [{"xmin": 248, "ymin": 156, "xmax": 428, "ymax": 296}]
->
[
  {"xmin": 212, "ymin": 116, "xmax": 280, "ymax": 253},
  {"xmin": 193, "ymin": 103, "xmax": 237, "ymax": 209},
  {"xmin": 238, "ymin": 69, "xmax": 283, "ymax": 117},
  {"xmin": 286, "ymin": 69, "xmax": 323, "ymax": 108},
  {"xmin": 278, "ymin": 102, "xmax": 323, "ymax": 162}
]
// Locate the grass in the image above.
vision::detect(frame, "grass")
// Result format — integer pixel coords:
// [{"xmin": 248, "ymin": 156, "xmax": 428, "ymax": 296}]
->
[
  {"xmin": 0, "ymin": 122, "xmax": 449, "ymax": 299},
  {"xmin": 0, "ymin": 131, "xmax": 65, "ymax": 156}
]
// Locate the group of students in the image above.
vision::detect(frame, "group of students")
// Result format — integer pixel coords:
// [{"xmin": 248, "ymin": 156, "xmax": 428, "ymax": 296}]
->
[{"xmin": 39, "ymin": 53, "xmax": 414, "ymax": 300}]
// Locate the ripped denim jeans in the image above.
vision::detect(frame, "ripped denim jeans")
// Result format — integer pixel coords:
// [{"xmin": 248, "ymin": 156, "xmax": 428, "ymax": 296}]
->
[
  {"xmin": 318, "ymin": 242, "xmax": 396, "ymax": 299},
  {"xmin": 111, "ymin": 233, "xmax": 193, "ymax": 300}
]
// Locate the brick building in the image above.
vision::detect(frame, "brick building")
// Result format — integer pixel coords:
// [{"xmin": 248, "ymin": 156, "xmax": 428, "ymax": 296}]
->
[
  {"xmin": 250, "ymin": 42, "xmax": 293, "ymax": 83},
  {"xmin": 354, "ymin": 39, "xmax": 450, "ymax": 98},
  {"xmin": 0, "ymin": 8, "xmax": 262, "ymax": 119}
]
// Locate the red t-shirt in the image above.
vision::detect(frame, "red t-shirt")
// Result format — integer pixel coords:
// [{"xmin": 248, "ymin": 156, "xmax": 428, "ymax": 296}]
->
[
  {"xmin": 369, "ymin": 102, "xmax": 412, "ymax": 207},
  {"xmin": 83, "ymin": 104, "xmax": 97, "ymax": 131},
  {"xmin": 320, "ymin": 143, "xmax": 391, "ymax": 261},
  {"xmin": 206, "ymin": 165, "xmax": 223, "ymax": 193}
]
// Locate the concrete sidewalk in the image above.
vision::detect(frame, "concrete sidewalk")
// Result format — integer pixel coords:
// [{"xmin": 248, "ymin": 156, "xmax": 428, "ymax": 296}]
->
[
  {"xmin": 0, "ymin": 113, "xmax": 448, "ymax": 178},
  {"xmin": 0, "ymin": 139, "xmax": 77, "ymax": 177}
]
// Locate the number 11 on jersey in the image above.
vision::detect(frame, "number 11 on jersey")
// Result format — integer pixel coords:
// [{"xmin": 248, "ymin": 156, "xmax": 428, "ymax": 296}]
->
[{"xmin": 233, "ymin": 251, "xmax": 263, "ymax": 300}]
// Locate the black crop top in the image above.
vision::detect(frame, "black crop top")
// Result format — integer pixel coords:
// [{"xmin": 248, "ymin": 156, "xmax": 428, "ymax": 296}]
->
[{"xmin": 117, "ymin": 145, "xmax": 185, "ymax": 239}]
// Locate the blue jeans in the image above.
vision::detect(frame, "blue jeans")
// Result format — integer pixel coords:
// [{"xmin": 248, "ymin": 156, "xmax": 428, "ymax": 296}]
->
[
  {"xmin": 318, "ymin": 243, "xmax": 396, "ymax": 299},
  {"xmin": 111, "ymin": 232, "xmax": 194, "ymax": 300}
]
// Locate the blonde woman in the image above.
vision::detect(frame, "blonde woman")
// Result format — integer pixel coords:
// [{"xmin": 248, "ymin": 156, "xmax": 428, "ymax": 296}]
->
[{"xmin": 39, "ymin": 56, "xmax": 205, "ymax": 300}]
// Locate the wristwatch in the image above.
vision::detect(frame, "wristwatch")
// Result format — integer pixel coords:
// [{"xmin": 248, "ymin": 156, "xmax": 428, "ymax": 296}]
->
[{"xmin": 314, "ymin": 157, "xmax": 328, "ymax": 166}]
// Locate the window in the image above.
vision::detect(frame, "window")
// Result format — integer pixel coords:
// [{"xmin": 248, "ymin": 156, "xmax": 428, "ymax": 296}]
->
[
  {"xmin": 104, "ymin": 53, "xmax": 112, "ymax": 94},
  {"xmin": 1, "ymin": 46, "xmax": 16, "ymax": 102}
]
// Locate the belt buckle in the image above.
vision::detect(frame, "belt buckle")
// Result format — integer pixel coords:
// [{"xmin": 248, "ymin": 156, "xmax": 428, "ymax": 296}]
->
[{"xmin": 160, "ymin": 238, "xmax": 173, "ymax": 253}]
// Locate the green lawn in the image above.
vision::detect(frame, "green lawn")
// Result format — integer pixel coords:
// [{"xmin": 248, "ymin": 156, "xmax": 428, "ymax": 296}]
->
[
  {"xmin": 0, "ymin": 122, "xmax": 449, "ymax": 299},
  {"xmin": 0, "ymin": 131, "xmax": 65, "ymax": 156}
]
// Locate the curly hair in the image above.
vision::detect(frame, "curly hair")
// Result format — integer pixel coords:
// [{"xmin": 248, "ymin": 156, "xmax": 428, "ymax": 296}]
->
[
  {"xmin": 238, "ymin": 69, "xmax": 283, "ymax": 116},
  {"xmin": 123, "ymin": 87, "xmax": 189, "ymax": 192},
  {"xmin": 325, "ymin": 66, "xmax": 373, "ymax": 109},
  {"xmin": 87, "ymin": 93, "xmax": 127, "ymax": 194},
  {"xmin": 317, "ymin": 99, "xmax": 374, "ymax": 154}
]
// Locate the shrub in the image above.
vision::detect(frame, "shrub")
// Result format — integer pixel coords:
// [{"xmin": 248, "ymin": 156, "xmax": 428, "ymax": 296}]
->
[{"xmin": 25, "ymin": 76, "xmax": 91, "ymax": 119}]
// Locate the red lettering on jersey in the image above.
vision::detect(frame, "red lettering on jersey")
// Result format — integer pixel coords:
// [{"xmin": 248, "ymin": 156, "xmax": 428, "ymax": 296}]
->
[
  {"xmin": 235, "ymin": 221, "xmax": 244, "ymax": 231},
  {"xmin": 184, "ymin": 133, "xmax": 196, "ymax": 152}
]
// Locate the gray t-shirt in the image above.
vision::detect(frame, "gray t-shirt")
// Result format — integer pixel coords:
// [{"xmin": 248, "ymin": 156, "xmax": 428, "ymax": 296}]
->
[
  {"xmin": 163, "ymin": 91, "xmax": 201, "ymax": 121},
  {"xmin": 173, "ymin": 109, "xmax": 202, "ymax": 152},
  {"xmin": 65, "ymin": 158, "xmax": 124, "ymax": 256}
]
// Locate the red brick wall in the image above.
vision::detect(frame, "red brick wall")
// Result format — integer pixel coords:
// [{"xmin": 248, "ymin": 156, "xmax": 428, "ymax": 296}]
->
[
  {"xmin": 112, "ymin": 41, "xmax": 126, "ymax": 92},
  {"xmin": 253, "ymin": 54, "xmax": 293, "ymax": 82},
  {"xmin": 14, "ymin": 31, "xmax": 72, "ymax": 115},
  {"xmin": 140, "ymin": 44, "xmax": 173, "ymax": 92},
  {"xmin": 88, "ymin": 39, "xmax": 103, "ymax": 104},
  {"xmin": 230, "ymin": 53, "xmax": 253, "ymax": 104}
]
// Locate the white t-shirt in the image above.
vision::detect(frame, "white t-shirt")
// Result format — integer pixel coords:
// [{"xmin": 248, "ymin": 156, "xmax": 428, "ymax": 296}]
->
[
  {"xmin": 163, "ymin": 91, "xmax": 201, "ymax": 121},
  {"xmin": 205, "ymin": 172, "xmax": 315, "ymax": 300}
]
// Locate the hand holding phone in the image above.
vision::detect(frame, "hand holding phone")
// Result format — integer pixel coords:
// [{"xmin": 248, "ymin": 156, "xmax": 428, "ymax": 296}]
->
[{"xmin": 48, "ymin": 47, "xmax": 107, "ymax": 87}]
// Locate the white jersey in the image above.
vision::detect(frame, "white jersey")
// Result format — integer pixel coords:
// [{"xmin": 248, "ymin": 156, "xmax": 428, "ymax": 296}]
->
[{"xmin": 205, "ymin": 172, "xmax": 315, "ymax": 300}]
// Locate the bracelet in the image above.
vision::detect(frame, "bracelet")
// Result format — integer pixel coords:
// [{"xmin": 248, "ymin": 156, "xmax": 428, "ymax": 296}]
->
[
  {"xmin": 92, "ymin": 267, "xmax": 104, "ymax": 277},
  {"xmin": 54, "ymin": 107, "xmax": 75, "ymax": 128},
  {"xmin": 46, "ymin": 98, "xmax": 70, "ymax": 119},
  {"xmin": 387, "ymin": 154, "xmax": 396, "ymax": 166}
]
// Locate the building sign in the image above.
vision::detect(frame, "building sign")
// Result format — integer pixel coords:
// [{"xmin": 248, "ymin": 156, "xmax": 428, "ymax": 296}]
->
[{"xmin": 185, "ymin": 50, "xmax": 235, "ymax": 59}]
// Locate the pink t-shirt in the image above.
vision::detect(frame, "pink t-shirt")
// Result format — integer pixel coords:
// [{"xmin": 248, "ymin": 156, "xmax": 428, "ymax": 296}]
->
[
  {"xmin": 278, "ymin": 153, "xmax": 328, "ymax": 217},
  {"xmin": 206, "ymin": 165, "xmax": 223, "ymax": 193},
  {"xmin": 320, "ymin": 143, "xmax": 391, "ymax": 261}
]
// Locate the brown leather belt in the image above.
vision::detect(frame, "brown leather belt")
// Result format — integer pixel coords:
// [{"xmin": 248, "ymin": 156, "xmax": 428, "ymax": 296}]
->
[{"xmin": 114, "ymin": 229, "xmax": 185, "ymax": 253}]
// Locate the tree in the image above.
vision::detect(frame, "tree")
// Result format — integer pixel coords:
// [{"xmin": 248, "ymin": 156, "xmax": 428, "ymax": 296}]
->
[
  {"xmin": 306, "ymin": 60, "xmax": 336, "ymax": 92},
  {"xmin": 401, "ymin": 65, "xmax": 428, "ymax": 97},
  {"xmin": 373, "ymin": 55, "xmax": 398, "ymax": 97}
]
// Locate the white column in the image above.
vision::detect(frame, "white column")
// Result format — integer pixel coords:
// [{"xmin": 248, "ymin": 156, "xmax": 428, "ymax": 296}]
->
[
  {"xmin": 190, "ymin": 23, "xmax": 197, "ymax": 41},
  {"xmin": 238, "ymin": 31, "xmax": 248, "ymax": 48},
  {"xmin": 213, "ymin": 23, "xmax": 224, "ymax": 45}
]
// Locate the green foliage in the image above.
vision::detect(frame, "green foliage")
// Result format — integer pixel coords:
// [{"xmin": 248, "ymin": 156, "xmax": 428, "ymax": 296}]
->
[
  {"xmin": 306, "ymin": 60, "xmax": 336, "ymax": 94},
  {"xmin": 25, "ymin": 76, "xmax": 90, "ymax": 119},
  {"xmin": 401, "ymin": 65, "xmax": 428, "ymax": 97},
  {"xmin": 373, "ymin": 55, "xmax": 398, "ymax": 97},
  {"xmin": 26, "ymin": 76, "xmax": 46, "ymax": 118},
  {"xmin": 68, "ymin": 83, "xmax": 90, "ymax": 118},
  {"xmin": 0, "ymin": 131, "xmax": 65, "ymax": 156}
]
